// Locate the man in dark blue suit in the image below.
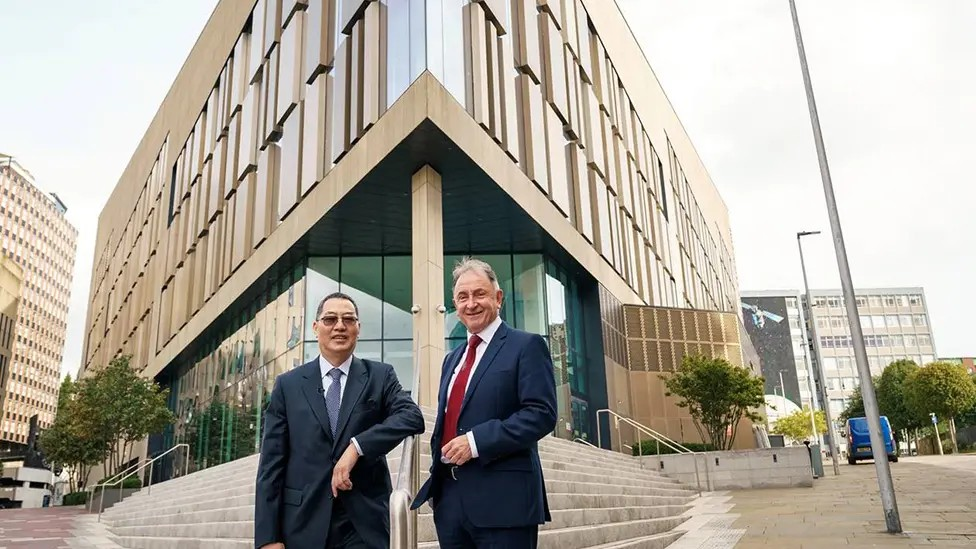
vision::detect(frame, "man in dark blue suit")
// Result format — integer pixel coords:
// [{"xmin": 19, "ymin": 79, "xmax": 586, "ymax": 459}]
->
[
  {"xmin": 413, "ymin": 257, "xmax": 558, "ymax": 548},
  {"xmin": 255, "ymin": 292, "xmax": 424, "ymax": 549}
]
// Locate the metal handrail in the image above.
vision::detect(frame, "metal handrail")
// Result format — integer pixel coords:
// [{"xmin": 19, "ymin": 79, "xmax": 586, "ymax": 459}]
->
[
  {"xmin": 390, "ymin": 326, "xmax": 424, "ymax": 548},
  {"xmin": 596, "ymin": 409, "xmax": 708, "ymax": 495},
  {"xmin": 573, "ymin": 437, "xmax": 597, "ymax": 448},
  {"xmin": 92, "ymin": 443, "xmax": 189, "ymax": 521},
  {"xmin": 85, "ymin": 460, "xmax": 142, "ymax": 513}
]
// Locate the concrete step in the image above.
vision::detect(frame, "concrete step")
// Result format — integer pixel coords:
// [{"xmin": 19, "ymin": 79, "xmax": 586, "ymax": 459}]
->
[
  {"xmin": 105, "ymin": 410, "xmax": 696, "ymax": 549},
  {"xmin": 417, "ymin": 516, "xmax": 688, "ymax": 549}
]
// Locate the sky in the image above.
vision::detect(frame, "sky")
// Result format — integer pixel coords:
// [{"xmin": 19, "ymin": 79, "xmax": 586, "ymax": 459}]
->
[{"xmin": 0, "ymin": 1, "xmax": 972, "ymax": 380}]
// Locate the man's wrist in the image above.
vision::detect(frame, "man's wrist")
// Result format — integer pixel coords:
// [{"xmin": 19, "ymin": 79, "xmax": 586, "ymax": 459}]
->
[{"xmin": 350, "ymin": 437, "xmax": 364, "ymax": 457}]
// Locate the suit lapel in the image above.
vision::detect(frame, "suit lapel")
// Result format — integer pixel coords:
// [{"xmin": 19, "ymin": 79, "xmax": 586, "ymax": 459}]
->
[
  {"xmin": 333, "ymin": 357, "xmax": 368, "ymax": 444},
  {"xmin": 300, "ymin": 360, "xmax": 333, "ymax": 443},
  {"xmin": 459, "ymin": 322, "xmax": 509, "ymax": 416}
]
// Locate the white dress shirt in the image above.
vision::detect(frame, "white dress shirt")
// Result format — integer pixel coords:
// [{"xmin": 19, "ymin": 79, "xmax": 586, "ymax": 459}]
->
[
  {"xmin": 319, "ymin": 354, "xmax": 363, "ymax": 456},
  {"xmin": 441, "ymin": 315, "xmax": 503, "ymax": 462}
]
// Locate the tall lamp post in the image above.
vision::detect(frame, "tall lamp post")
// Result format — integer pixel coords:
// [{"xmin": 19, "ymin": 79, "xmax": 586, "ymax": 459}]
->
[
  {"xmin": 797, "ymin": 231, "xmax": 839, "ymax": 475},
  {"xmin": 789, "ymin": 0, "xmax": 901, "ymax": 532},
  {"xmin": 794, "ymin": 287, "xmax": 822, "ymax": 446}
]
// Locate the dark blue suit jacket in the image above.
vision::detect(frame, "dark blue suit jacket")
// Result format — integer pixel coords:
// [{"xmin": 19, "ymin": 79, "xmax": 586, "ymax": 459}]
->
[
  {"xmin": 412, "ymin": 322, "xmax": 558, "ymax": 528},
  {"xmin": 254, "ymin": 357, "xmax": 424, "ymax": 548}
]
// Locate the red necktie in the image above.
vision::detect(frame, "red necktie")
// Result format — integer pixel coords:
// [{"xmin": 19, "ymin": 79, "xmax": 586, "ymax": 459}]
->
[{"xmin": 442, "ymin": 335, "xmax": 482, "ymax": 445}]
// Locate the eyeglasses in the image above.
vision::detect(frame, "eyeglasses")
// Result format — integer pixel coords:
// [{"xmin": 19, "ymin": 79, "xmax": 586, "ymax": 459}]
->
[{"xmin": 317, "ymin": 315, "xmax": 359, "ymax": 327}]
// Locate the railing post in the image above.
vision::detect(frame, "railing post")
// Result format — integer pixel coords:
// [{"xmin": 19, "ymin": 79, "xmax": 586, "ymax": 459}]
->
[
  {"xmin": 147, "ymin": 460, "xmax": 154, "ymax": 496},
  {"xmin": 97, "ymin": 487, "xmax": 105, "ymax": 521},
  {"xmin": 637, "ymin": 425, "xmax": 643, "ymax": 468}
]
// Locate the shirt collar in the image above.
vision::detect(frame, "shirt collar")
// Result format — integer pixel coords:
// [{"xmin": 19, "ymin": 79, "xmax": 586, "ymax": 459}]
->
[
  {"xmin": 468, "ymin": 315, "xmax": 503, "ymax": 346},
  {"xmin": 319, "ymin": 354, "xmax": 353, "ymax": 380}
]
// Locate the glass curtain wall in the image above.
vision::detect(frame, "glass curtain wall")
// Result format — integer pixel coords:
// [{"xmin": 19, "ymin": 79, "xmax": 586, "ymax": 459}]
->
[
  {"xmin": 444, "ymin": 254, "xmax": 591, "ymax": 441},
  {"xmin": 304, "ymin": 256, "xmax": 414, "ymax": 385},
  {"xmin": 167, "ymin": 264, "xmax": 305, "ymax": 474}
]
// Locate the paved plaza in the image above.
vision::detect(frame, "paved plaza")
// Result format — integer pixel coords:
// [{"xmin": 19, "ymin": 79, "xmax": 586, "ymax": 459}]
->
[
  {"xmin": 3, "ymin": 455, "xmax": 976, "ymax": 548},
  {"xmin": 731, "ymin": 455, "xmax": 976, "ymax": 548}
]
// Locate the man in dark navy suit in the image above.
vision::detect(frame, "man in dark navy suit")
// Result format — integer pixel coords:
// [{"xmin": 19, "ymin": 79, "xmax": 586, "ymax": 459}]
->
[
  {"xmin": 412, "ymin": 257, "xmax": 558, "ymax": 548},
  {"xmin": 255, "ymin": 292, "xmax": 424, "ymax": 549}
]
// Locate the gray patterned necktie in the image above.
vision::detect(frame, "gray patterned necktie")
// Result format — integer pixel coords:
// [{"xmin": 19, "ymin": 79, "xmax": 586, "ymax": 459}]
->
[{"xmin": 325, "ymin": 368, "xmax": 344, "ymax": 437}]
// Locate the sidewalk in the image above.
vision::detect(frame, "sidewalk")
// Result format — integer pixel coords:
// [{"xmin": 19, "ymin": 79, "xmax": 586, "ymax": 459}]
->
[
  {"xmin": 0, "ymin": 506, "xmax": 122, "ymax": 549},
  {"xmin": 730, "ymin": 455, "xmax": 976, "ymax": 547}
]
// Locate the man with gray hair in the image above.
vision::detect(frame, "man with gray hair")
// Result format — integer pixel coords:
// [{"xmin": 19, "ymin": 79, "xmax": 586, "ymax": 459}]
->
[{"xmin": 413, "ymin": 256, "xmax": 558, "ymax": 548}]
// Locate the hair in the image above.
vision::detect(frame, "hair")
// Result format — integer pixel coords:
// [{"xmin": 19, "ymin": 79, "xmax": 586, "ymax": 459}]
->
[
  {"xmin": 316, "ymin": 291, "xmax": 360, "ymax": 319},
  {"xmin": 452, "ymin": 256, "xmax": 500, "ymax": 291}
]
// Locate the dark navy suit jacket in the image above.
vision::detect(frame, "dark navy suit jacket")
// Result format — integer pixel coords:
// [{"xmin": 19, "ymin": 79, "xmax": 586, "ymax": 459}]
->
[
  {"xmin": 254, "ymin": 357, "xmax": 424, "ymax": 548},
  {"xmin": 412, "ymin": 322, "xmax": 558, "ymax": 528}
]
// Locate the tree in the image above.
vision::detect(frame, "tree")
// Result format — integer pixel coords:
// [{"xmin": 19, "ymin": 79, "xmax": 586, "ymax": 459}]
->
[
  {"xmin": 838, "ymin": 383, "xmax": 865, "ymax": 423},
  {"xmin": 773, "ymin": 406, "xmax": 827, "ymax": 443},
  {"xmin": 85, "ymin": 355, "xmax": 176, "ymax": 475},
  {"xmin": 905, "ymin": 361, "xmax": 976, "ymax": 453},
  {"xmin": 38, "ymin": 375, "xmax": 109, "ymax": 493},
  {"xmin": 661, "ymin": 354, "xmax": 765, "ymax": 450},
  {"xmin": 877, "ymin": 360, "xmax": 926, "ymax": 442}
]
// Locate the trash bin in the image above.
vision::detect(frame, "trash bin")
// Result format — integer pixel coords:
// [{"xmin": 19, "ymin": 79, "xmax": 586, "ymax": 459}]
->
[{"xmin": 805, "ymin": 442, "xmax": 825, "ymax": 478}]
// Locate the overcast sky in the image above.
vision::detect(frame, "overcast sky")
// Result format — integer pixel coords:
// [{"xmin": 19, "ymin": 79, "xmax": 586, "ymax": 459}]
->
[
  {"xmin": 0, "ymin": 1, "xmax": 972, "ymax": 380},
  {"xmin": 617, "ymin": 0, "xmax": 975, "ymax": 357}
]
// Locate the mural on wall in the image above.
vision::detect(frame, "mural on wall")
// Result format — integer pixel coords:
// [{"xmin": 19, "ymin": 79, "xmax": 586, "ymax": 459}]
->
[{"xmin": 740, "ymin": 297, "xmax": 803, "ymax": 417}]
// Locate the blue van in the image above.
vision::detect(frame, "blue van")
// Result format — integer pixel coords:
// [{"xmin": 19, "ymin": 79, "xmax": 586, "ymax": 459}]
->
[{"xmin": 846, "ymin": 416, "xmax": 898, "ymax": 464}]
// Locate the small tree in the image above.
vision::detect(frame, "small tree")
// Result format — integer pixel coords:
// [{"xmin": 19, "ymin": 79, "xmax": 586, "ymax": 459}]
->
[
  {"xmin": 877, "ymin": 360, "xmax": 926, "ymax": 449},
  {"xmin": 838, "ymin": 383, "xmax": 866, "ymax": 423},
  {"xmin": 905, "ymin": 361, "xmax": 976, "ymax": 453},
  {"xmin": 773, "ymin": 406, "xmax": 827, "ymax": 443},
  {"xmin": 661, "ymin": 354, "xmax": 765, "ymax": 450},
  {"xmin": 86, "ymin": 356, "xmax": 176, "ymax": 475},
  {"xmin": 39, "ymin": 375, "xmax": 109, "ymax": 493}
]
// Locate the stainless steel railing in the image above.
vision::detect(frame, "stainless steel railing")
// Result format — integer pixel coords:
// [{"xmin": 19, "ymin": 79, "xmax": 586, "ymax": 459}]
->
[
  {"xmin": 89, "ymin": 443, "xmax": 189, "ymax": 521},
  {"xmin": 390, "ymin": 331, "xmax": 423, "ymax": 548},
  {"xmin": 595, "ymin": 409, "xmax": 709, "ymax": 495}
]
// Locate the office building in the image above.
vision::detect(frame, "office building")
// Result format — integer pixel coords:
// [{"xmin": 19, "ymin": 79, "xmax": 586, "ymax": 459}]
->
[
  {"xmin": 0, "ymin": 154, "xmax": 78, "ymax": 453},
  {"xmin": 82, "ymin": 0, "xmax": 748, "ymax": 478},
  {"xmin": 744, "ymin": 288, "xmax": 937, "ymax": 452},
  {"xmin": 0, "ymin": 256, "xmax": 23, "ymax": 439}
]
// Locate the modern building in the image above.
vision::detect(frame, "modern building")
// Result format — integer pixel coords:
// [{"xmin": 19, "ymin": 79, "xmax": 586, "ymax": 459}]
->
[
  {"xmin": 0, "ymin": 256, "xmax": 23, "ymax": 437},
  {"xmin": 743, "ymin": 288, "xmax": 937, "ymax": 452},
  {"xmin": 940, "ymin": 357, "xmax": 976, "ymax": 375},
  {"xmin": 82, "ymin": 0, "xmax": 747, "ymax": 478},
  {"xmin": 0, "ymin": 154, "xmax": 78, "ymax": 454}
]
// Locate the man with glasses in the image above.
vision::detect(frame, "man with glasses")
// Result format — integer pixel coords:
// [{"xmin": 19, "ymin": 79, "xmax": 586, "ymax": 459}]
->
[{"xmin": 255, "ymin": 292, "xmax": 424, "ymax": 549}]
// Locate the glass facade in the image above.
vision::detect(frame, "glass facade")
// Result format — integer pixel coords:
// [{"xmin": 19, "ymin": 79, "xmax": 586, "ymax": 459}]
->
[{"xmin": 159, "ymin": 252, "xmax": 593, "ymax": 474}]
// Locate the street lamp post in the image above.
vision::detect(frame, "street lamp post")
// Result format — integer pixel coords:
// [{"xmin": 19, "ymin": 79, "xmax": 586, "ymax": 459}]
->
[
  {"xmin": 794, "ymin": 290, "xmax": 822, "ymax": 446},
  {"xmin": 797, "ymin": 231, "xmax": 840, "ymax": 475},
  {"xmin": 789, "ymin": 0, "xmax": 902, "ymax": 533}
]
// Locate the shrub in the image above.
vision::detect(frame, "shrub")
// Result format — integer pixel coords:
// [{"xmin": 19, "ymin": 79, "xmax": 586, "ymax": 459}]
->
[
  {"xmin": 632, "ymin": 439, "xmax": 715, "ymax": 456},
  {"xmin": 62, "ymin": 491, "xmax": 90, "ymax": 506}
]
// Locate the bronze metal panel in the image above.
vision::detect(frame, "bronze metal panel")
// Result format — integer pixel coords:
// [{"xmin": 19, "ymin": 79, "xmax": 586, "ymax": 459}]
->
[
  {"xmin": 276, "ymin": 10, "xmax": 304, "ymax": 128},
  {"xmin": 232, "ymin": 174, "xmax": 255, "ymax": 270},
  {"xmin": 562, "ymin": 0, "xmax": 578, "ymax": 60},
  {"xmin": 464, "ymin": 4, "xmax": 490, "ymax": 130},
  {"xmin": 252, "ymin": 143, "xmax": 280, "ymax": 248},
  {"xmin": 237, "ymin": 80, "xmax": 261, "ymax": 182},
  {"xmin": 340, "ymin": 0, "xmax": 373, "ymax": 35},
  {"xmin": 569, "ymin": 144, "xmax": 592, "ymax": 243},
  {"xmin": 301, "ymin": 74, "xmax": 327, "ymax": 197},
  {"xmin": 264, "ymin": 0, "xmax": 283, "ymax": 59},
  {"xmin": 331, "ymin": 39, "xmax": 349, "ymax": 163},
  {"xmin": 516, "ymin": 74, "xmax": 548, "ymax": 194},
  {"xmin": 564, "ymin": 49, "xmax": 581, "ymax": 140},
  {"xmin": 349, "ymin": 19, "xmax": 363, "ymax": 143},
  {"xmin": 362, "ymin": 2, "xmax": 382, "ymax": 131},
  {"xmin": 545, "ymin": 103, "xmax": 571, "ymax": 217},
  {"xmin": 575, "ymin": 0, "xmax": 592, "ymax": 83},
  {"xmin": 499, "ymin": 33, "xmax": 519, "ymax": 162},
  {"xmin": 224, "ymin": 112, "xmax": 241, "ymax": 199},
  {"xmin": 537, "ymin": 0, "xmax": 562, "ymax": 29},
  {"xmin": 249, "ymin": 0, "xmax": 267, "ymax": 83},
  {"xmin": 282, "ymin": 0, "xmax": 307, "ymax": 27},
  {"xmin": 264, "ymin": 45, "xmax": 283, "ymax": 144},
  {"xmin": 486, "ymin": 23, "xmax": 503, "ymax": 143},
  {"xmin": 304, "ymin": 0, "xmax": 337, "ymax": 83},
  {"xmin": 512, "ymin": 0, "xmax": 541, "ymax": 84},
  {"xmin": 540, "ymin": 14, "xmax": 567, "ymax": 124},
  {"xmin": 278, "ymin": 101, "xmax": 303, "ymax": 221},
  {"xmin": 208, "ymin": 135, "xmax": 227, "ymax": 223}
]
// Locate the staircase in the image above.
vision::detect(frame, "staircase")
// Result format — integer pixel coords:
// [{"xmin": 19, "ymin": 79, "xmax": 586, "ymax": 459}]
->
[{"xmin": 100, "ymin": 410, "xmax": 697, "ymax": 549}]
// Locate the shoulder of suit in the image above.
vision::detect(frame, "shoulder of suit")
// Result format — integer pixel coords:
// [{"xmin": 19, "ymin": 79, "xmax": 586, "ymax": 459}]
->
[
  {"xmin": 275, "ymin": 359, "xmax": 315, "ymax": 384},
  {"xmin": 359, "ymin": 357, "xmax": 395, "ymax": 374}
]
